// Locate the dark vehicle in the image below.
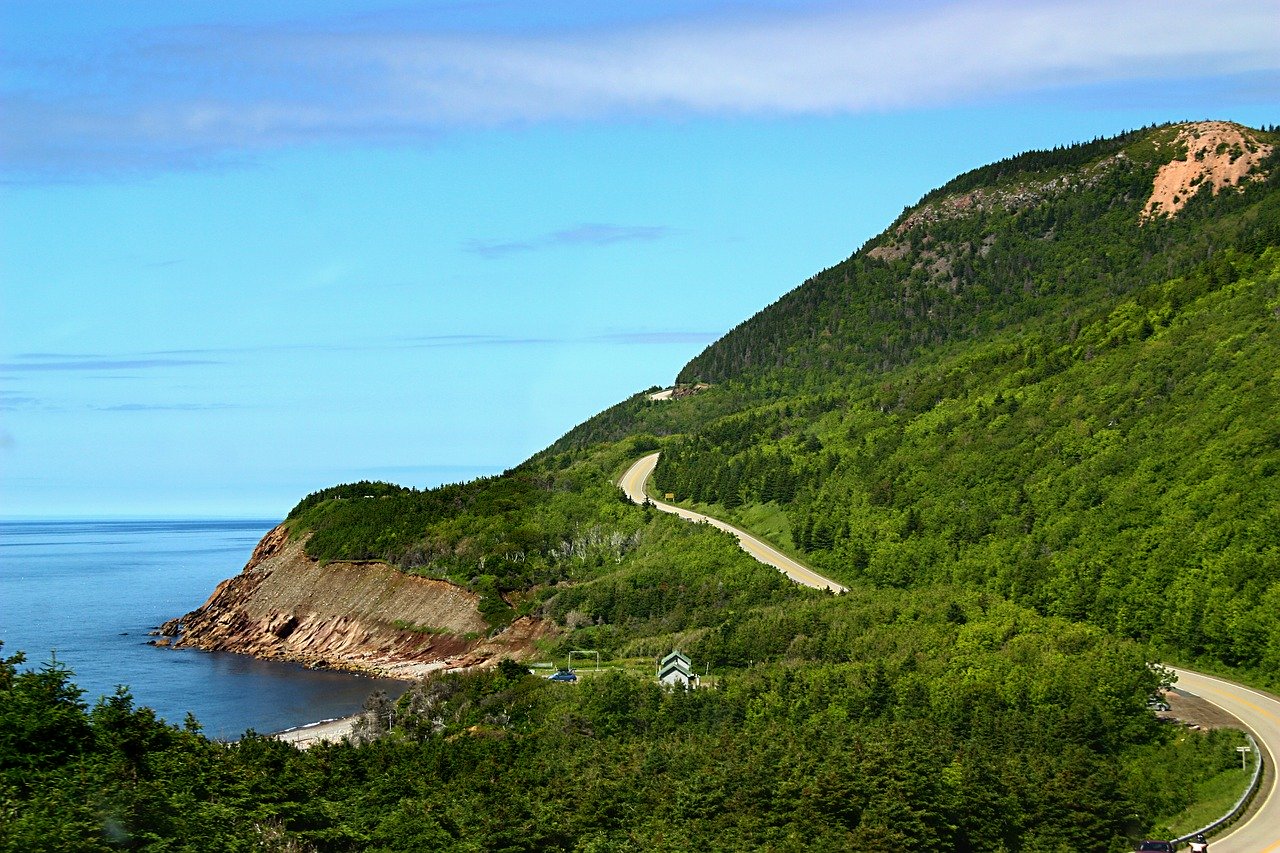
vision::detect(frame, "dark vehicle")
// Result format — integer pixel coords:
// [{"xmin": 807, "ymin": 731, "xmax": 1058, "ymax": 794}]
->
[
  {"xmin": 1136, "ymin": 842, "xmax": 1175, "ymax": 853},
  {"xmin": 547, "ymin": 669, "xmax": 578, "ymax": 682}
]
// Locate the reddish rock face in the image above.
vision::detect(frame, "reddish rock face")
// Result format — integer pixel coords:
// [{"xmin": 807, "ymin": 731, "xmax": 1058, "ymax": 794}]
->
[
  {"xmin": 161, "ymin": 524, "xmax": 555, "ymax": 679},
  {"xmin": 1142, "ymin": 121, "xmax": 1273, "ymax": 222}
]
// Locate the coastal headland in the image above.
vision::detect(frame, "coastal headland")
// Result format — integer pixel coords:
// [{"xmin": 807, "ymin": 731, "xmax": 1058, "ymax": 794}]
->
[{"xmin": 160, "ymin": 523, "xmax": 553, "ymax": 679}]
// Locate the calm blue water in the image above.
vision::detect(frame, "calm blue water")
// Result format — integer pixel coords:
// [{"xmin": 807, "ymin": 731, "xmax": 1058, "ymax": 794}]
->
[{"xmin": 0, "ymin": 519, "xmax": 407, "ymax": 740}]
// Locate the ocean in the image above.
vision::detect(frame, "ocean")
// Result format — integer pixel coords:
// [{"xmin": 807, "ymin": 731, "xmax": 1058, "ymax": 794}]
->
[{"xmin": 0, "ymin": 519, "xmax": 407, "ymax": 741}]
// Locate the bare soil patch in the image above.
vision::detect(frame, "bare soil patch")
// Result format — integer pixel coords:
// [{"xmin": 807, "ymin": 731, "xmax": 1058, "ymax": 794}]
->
[
  {"xmin": 1141, "ymin": 122, "xmax": 1273, "ymax": 221},
  {"xmin": 1160, "ymin": 687, "xmax": 1246, "ymax": 730}
]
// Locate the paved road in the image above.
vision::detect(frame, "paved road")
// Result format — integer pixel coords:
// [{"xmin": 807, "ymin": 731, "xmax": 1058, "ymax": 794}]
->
[
  {"xmin": 619, "ymin": 453, "xmax": 847, "ymax": 593},
  {"xmin": 1169, "ymin": 667, "xmax": 1280, "ymax": 852},
  {"xmin": 621, "ymin": 457, "xmax": 1279, "ymax": 846}
]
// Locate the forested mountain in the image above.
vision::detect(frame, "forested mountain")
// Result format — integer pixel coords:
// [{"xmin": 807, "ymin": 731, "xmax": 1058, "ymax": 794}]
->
[
  {"xmin": 565, "ymin": 120, "xmax": 1280, "ymax": 680},
  {"xmin": 677, "ymin": 121, "xmax": 1279, "ymax": 384},
  {"xmin": 6, "ymin": 121, "xmax": 1278, "ymax": 851}
]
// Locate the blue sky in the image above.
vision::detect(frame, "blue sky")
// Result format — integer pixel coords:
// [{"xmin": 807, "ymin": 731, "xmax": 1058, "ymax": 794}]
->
[{"xmin": 2, "ymin": 1, "xmax": 1277, "ymax": 518}]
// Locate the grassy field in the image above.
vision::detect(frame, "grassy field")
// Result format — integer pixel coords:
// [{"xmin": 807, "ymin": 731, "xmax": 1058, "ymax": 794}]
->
[{"xmin": 1151, "ymin": 757, "xmax": 1254, "ymax": 839}]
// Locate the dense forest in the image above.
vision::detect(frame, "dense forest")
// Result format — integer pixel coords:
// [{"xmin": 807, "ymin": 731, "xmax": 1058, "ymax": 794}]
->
[
  {"xmin": 5, "ymin": 122, "xmax": 1278, "ymax": 850},
  {"xmin": 651, "ymin": 247, "xmax": 1280, "ymax": 681},
  {"xmin": 675, "ymin": 122, "xmax": 1280, "ymax": 385},
  {"xmin": 0, "ymin": 613, "xmax": 1247, "ymax": 851}
]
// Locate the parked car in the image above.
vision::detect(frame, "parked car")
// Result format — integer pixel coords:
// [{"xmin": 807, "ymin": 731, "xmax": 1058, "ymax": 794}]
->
[
  {"xmin": 1146, "ymin": 696, "xmax": 1171, "ymax": 711},
  {"xmin": 1136, "ymin": 841, "xmax": 1175, "ymax": 853},
  {"xmin": 547, "ymin": 669, "xmax": 578, "ymax": 683}
]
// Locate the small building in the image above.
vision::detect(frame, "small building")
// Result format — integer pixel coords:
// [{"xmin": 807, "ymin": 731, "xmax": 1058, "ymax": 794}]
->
[{"xmin": 658, "ymin": 650, "xmax": 699, "ymax": 689}]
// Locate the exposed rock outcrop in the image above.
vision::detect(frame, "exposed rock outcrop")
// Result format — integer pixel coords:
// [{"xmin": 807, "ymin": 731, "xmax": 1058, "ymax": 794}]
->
[
  {"xmin": 162, "ymin": 524, "xmax": 555, "ymax": 679},
  {"xmin": 1142, "ymin": 121, "xmax": 1273, "ymax": 221},
  {"xmin": 892, "ymin": 151, "xmax": 1128, "ymax": 234}
]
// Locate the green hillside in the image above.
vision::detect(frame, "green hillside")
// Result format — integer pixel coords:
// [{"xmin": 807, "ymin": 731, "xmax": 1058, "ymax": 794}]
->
[
  {"xmin": 676, "ymin": 122, "xmax": 1279, "ymax": 385},
  {"xmin": 566, "ymin": 120, "xmax": 1280, "ymax": 683},
  {"xmin": 6, "ymin": 121, "xmax": 1278, "ymax": 850},
  {"xmin": 652, "ymin": 246, "xmax": 1280, "ymax": 677}
]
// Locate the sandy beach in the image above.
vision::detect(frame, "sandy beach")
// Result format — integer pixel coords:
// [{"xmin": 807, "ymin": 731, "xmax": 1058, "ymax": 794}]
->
[{"xmin": 273, "ymin": 715, "xmax": 359, "ymax": 749}]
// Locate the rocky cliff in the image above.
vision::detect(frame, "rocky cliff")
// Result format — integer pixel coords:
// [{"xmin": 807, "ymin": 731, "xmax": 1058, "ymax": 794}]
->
[{"xmin": 160, "ymin": 524, "xmax": 554, "ymax": 679}]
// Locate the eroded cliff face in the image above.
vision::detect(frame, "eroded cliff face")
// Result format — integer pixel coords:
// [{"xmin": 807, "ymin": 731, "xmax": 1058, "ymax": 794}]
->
[{"xmin": 160, "ymin": 524, "xmax": 554, "ymax": 679}]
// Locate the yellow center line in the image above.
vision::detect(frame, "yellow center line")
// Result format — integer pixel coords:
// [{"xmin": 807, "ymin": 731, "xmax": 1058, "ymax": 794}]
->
[
  {"xmin": 1191, "ymin": 682, "xmax": 1280, "ymax": 724},
  {"xmin": 1172, "ymin": 670, "xmax": 1280, "ymax": 852}
]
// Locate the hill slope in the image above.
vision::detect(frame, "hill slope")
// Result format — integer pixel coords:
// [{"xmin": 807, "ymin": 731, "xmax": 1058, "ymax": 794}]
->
[
  {"xmin": 76, "ymin": 119, "xmax": 1279, "ymax": 851},
  {"xmin": 549, "ymin": 119, "xmax": 1280, "ymax": 680},
  {"xmin": 677, "ymin": 120, "xmax": 1277, "ymax": 385},
  {"xmin": 231, "ymin": 120, "xmax": 1280, "ymax": 683}
]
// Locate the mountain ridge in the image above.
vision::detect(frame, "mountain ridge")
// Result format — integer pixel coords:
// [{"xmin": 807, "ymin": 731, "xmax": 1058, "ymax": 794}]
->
[{"xmin": 674, "ymin": 120, "xmax": 1278, "ymax": 387}]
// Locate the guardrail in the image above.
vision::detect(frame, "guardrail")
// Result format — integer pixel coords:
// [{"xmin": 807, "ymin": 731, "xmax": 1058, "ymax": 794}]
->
[{"xmin": 1172, "ymin": 732, "xmax": 1264, "ymax": 846}]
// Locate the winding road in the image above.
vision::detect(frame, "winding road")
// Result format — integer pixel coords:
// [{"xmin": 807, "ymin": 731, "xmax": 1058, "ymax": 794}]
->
[
  {"xmin": 619, "ymin": 453, "xmax": 846, "ymax": 593},
  {"xmin": 1169, "ymin": 667, "xmax": 1280, "ymax": 852},
  {"xmin": 621, "ymin": 453, "xmax": 1279, "ymax": 848}
]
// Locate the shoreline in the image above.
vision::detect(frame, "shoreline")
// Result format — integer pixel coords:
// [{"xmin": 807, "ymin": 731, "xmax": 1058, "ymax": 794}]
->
[{"xmin": 271, "ymin": 714, "xmax": 360, "ymax": 749}]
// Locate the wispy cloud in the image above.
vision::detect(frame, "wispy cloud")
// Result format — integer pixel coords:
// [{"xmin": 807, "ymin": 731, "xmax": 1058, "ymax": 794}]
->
[
  {"xmin": 0, "ymin": 393, "xmax": 40, "ymax": 411},
  {"xmin": 0, "ymin": 356, "xmax": 220, "ymax": 372},
  {"xmin": 594, "ymin": 331, "xmax": 718, "ymax": 345},
  {"xmin": 553, "ymin": 224, "xmax": 674, "ymax": 247},
  {"xmin": 4, "ymin": 0, "xmax": 1276, "ymax": 178},
  {"xmin": 466, "ymin": 223, "xmax": 675, "ymax": 258},
  {"xmin": 97, "ymin": 402, "xmax": 238, "ymax": 412},
  {"xmin": 359, "ymin": 463, "xmax": 505, "ymax": 479},
  {"xmin": 2, "ymin": 331, "xmax": 706, "ymax": 378},
  {"xmin": 401, "ymin": 334, "xmax": 558, "ymax": 347},
  {"xmin": 399, "ymin": 330, "xmax": 715, "ymax": 347}
]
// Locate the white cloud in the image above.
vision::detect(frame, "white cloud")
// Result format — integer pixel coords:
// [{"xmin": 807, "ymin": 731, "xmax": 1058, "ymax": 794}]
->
[{"xmin": 4, "ymin": 0, "xmax": 1277, "ymax": 176}]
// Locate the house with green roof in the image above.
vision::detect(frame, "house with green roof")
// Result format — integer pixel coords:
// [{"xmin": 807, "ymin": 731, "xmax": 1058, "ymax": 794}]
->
[{"xmin": 658, "ymin": 650, "xmax": 699, "ymax": 688}]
